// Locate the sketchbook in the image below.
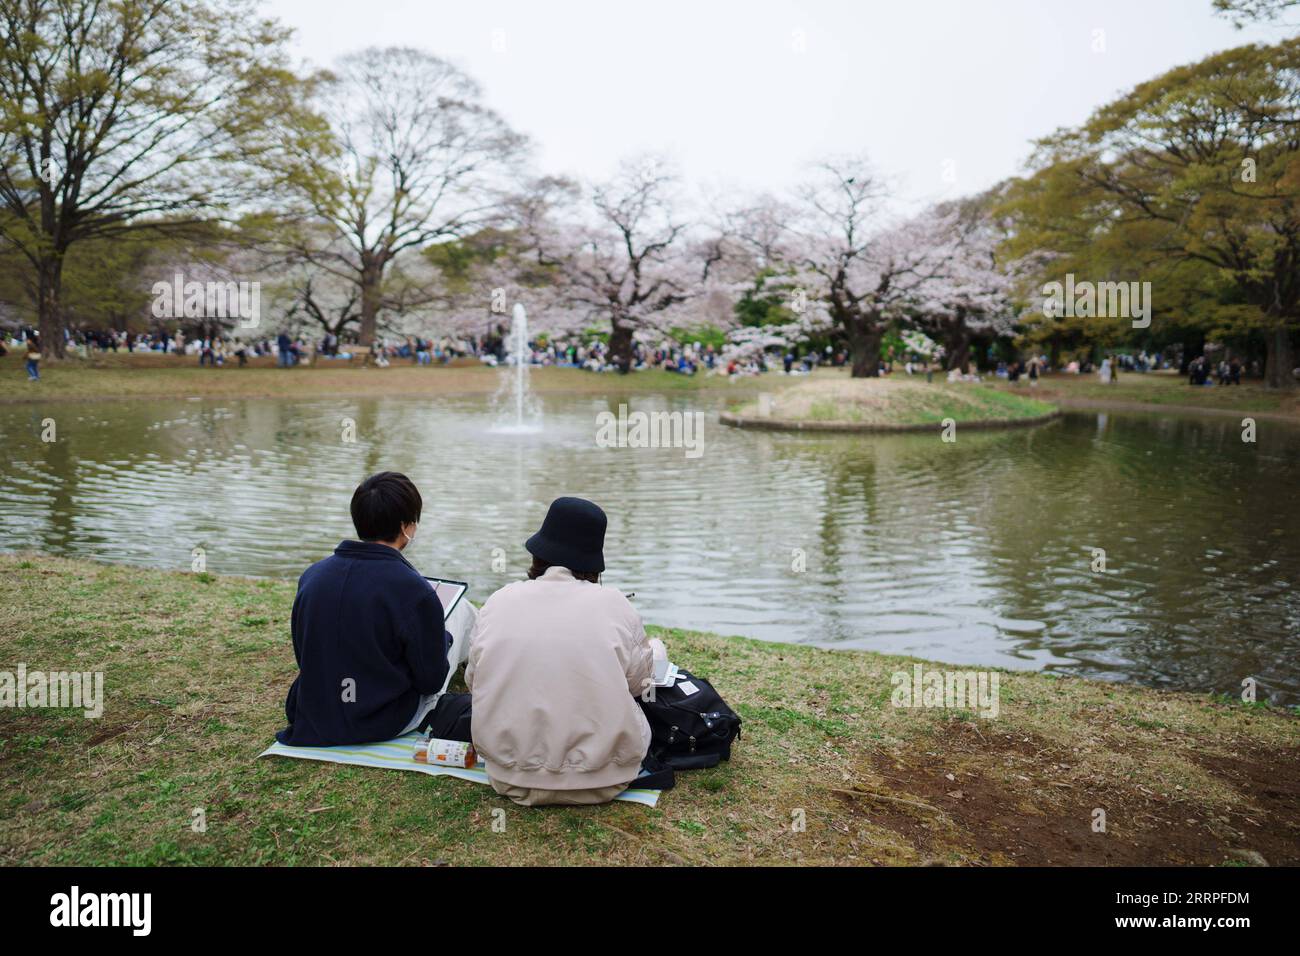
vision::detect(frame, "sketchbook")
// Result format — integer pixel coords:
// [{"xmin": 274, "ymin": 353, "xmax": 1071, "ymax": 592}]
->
[{"xmin": 423, "ymin": 577, "xmax": 467, "ymax": 619}]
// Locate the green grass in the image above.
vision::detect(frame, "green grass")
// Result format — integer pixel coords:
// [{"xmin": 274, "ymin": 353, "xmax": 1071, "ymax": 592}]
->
[
  {"xmin": 988, "ymin": 370, "xmax": 1300, "ymax": 417},
  {"xmin": 7, "ymin": 353, "xmax": 1297, "ymax": 423},
  {"xmin": 0, "ymin": 553, "xmax": 1296, "ymax": 866},
  {"xmin": 0, "ymin": 353, "xmax": 774, "ymax": 405},
  {"xmin": 734, "ymin": 376, "xmax": 1057, "ymax": 428}
]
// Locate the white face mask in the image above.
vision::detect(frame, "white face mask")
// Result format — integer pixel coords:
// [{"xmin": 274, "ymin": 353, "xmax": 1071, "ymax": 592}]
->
[{"xmin": 402, "ymin": 522, "xmax": 418, "ymax": 548}]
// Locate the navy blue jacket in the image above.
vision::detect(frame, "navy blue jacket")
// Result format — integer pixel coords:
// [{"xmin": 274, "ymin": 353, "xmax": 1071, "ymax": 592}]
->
[{"xmin": 277, "ymin": 541, "xmax": 451, "ymax": 746}]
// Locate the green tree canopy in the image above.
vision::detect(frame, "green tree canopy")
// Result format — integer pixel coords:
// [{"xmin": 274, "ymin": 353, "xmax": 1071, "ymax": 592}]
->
[
  {"xmin": 1010, "ymin": 37, "xmax": 1300, "ymax": 385},
  {"xmin": 0, "ymin": 0, "xmax": 309, "ymax": 356}
]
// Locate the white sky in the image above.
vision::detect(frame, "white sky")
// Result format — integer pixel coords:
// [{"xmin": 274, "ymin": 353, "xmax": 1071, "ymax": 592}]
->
[{"xmin": 261, "ymin": 0, "xmax": 1284, "ymax": 211}]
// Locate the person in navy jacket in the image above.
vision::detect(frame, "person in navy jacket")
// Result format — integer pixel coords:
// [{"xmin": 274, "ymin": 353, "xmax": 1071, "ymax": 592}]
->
[{"xmin": 276, "ymin": 471, "xmax": 471, "ymax": 746}]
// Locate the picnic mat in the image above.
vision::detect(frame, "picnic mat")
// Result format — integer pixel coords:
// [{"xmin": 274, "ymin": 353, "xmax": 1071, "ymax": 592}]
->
[{"xmin": 259, "ymin": 732, "xmax": 662, "ymax": 807}]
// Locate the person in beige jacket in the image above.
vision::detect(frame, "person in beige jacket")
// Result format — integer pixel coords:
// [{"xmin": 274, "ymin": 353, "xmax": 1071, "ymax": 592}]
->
[{"xmin": 466, "ymin": 497, "xmax": 662, "ymax": 806}]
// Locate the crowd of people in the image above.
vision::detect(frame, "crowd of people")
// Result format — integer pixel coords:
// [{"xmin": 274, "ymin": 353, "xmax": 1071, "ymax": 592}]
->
[
  {"xmin": 486, "ymin": 338, "xmax": 722, "ymax": 375},
  {"xmin": 3, "ymin": 322, "xmax": 1275, "ymax": 388},
  {"xmin": 1188, "ymin": 355, "xmax": 1244, "ymax": 386},
  {"xmin": 478, "ymin": 337, "xmax": 859, "ymax": 378}
]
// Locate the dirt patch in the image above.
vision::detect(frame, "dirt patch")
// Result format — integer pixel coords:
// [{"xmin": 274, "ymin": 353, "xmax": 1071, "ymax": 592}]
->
[
  {"xmin": 836, "ymin": 720, "xmax": 1300, "ymax": 865},
  {"xmin": 85, "ymin": 724, "xmax": 132, "ymax": 747},
  {"xmin": 1189, "ymin": 746, "xmax": 1300, "ymax": 861}
]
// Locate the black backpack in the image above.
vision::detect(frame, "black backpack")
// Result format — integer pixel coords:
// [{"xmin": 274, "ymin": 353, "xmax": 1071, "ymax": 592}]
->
[{"xmin": 636, "ymin": 668, "xmax": 742, "ymax": 770}]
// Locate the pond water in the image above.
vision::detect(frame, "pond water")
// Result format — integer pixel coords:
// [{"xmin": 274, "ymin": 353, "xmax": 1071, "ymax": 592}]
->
[{"xmin": 2, "ymin": 392, "xmax": 1298, "ymax": 704}]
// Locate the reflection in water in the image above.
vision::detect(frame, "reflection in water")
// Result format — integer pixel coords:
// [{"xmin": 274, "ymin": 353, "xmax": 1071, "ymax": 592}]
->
[{"xmin": 2, "ymin": 394, "xmax": 1298, "ymax": 704}]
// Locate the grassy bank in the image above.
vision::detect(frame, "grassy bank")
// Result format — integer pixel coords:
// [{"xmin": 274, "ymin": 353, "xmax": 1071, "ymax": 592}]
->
[
  {"xmin": 0, "ymin": 353, "xmax": 774, "ymax": 405},
  {"xmin": 988, "ymin": 369, "xmax": 1300, "ymax": 420},
  {"xmin": 1, "ymin": 553, "xmax": 1296, "ymax": 866},
  {"xmin": 727, "ymin": 375, "xmax": 1057, "ymax": 429},
  {"xmin": 6, "ymin": 355, "xmax": 1298, "ymax": 424}
]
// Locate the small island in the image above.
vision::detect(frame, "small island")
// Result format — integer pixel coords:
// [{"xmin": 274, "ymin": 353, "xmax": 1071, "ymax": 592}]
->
[{"xmin": 721, "ymin": 376, "xmax": 1061, "ymax": 432}]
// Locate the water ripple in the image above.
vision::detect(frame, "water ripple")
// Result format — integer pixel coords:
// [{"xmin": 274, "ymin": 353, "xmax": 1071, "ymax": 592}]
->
[{"xmin": 2, "ymin": 395, "xmax": 1299, "ymax": 704}]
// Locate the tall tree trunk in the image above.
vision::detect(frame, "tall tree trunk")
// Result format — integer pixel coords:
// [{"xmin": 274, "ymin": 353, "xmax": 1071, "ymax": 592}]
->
[
  {"xmin": 1263, "ymin": 320, "xmax": 1295, "ymax": 388},
  {"xmin": 1179, "ymin": 328, "xmax": 1205, "ymax": 376},
  {"xmin": 944, "ymin": 317, "xmax": 970, "ymax": 372},
  {"xmin": 37, "ymin": 254, "xmax": 66, "ymax": 359},
  {"xmin": 358, "ymin": 257, "xmax": 382, "ymax": 350},
  {"xmin": 848, "ymin": 317, "xmax": 882, "ymax": 378},
  {"xmin": 359, "ymin": 288, "xmax": 378, "ymax": 349},
  {"xmin": 1049, "ymin": 333, "xmax": 1061, "ymax": 370},
  {"xmin": 608, "ymin": 318, "xmax": 634, "ymax": 373}
]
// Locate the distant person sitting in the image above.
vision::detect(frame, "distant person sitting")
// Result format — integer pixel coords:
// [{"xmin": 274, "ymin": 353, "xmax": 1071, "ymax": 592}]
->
[
  {"xmin": 276, "ymin": 471, "xmax": 472, "ymax": 747},
  {"xmin": 466, "ymin": 497, "xmax": 662, "ymax": 806}
]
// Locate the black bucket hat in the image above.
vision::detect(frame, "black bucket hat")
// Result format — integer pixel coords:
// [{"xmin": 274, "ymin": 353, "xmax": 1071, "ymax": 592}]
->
[{"xmin": 525, "ymin": 496, "xmax": 606, "ymax": 573}]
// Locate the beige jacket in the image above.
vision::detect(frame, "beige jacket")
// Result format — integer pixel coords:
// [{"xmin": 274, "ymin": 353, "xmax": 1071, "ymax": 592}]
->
[{"xmin": 466, "ymin": 566, "xmax": 653, "ymax": 791}]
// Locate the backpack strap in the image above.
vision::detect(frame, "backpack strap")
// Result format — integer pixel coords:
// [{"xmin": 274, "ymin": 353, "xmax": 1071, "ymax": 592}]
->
[{"xmin": 633, "ymin": 752, "xmax": 676, "ymax": 790}]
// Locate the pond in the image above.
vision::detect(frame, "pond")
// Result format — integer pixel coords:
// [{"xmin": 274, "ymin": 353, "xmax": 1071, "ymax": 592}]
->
[{"xmin": 3, "ymin": 391, "xmax": 1298, "ymax": 705}]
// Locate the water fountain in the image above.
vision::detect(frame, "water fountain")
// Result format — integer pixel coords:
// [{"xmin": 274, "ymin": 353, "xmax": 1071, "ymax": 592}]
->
[{"xmin": 491, "ymin": 302, "xmax": 542, "ymax": 434}]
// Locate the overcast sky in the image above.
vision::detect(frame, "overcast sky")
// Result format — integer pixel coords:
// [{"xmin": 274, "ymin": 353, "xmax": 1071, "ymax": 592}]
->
[{"xmin": 261, "ymin": 0, "xmax": 1283, "ymax": 211}]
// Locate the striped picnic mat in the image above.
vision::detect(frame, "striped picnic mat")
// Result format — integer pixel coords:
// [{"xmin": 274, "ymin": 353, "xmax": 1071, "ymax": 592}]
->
[{"xmin": 259, "ymin": 732, "xmax": 662, "ymax": 807}]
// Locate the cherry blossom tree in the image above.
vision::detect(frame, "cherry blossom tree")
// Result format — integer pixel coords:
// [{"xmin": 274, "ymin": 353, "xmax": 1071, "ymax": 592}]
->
[
  {"xmin": 423, "ymin": 181, "xmax": 590, "ymax": 345},
  {"xmin": 715, "ymin": 196, "xmax": 833, "ymax": 364},
  {"xmin": 727, "ymin": 159, "xmax": 1022, "ymax": 376},
  {"xmin": 529, "ymin": 156, "xmax": 725, "ymax": 370},
  {"xmin": 432, "ymin": 247, "xmax": 583, "ymax": 346},
  {"xmin": 911, "ymin": 197, "xmax": 1019, "ymax": 370},
  {"xmin": 780, "ymin": 157, "xmax": 960, "ymax": 377}
]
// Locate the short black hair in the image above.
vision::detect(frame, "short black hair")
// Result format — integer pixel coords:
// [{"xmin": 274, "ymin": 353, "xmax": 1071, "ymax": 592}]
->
[
  {"xmin": 526, "ymin": 555, "xmax": 599, "ymax": 584},
  {"xmin": 350, "ymin": 471, "xmax": 422, "ymax": 542}
]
